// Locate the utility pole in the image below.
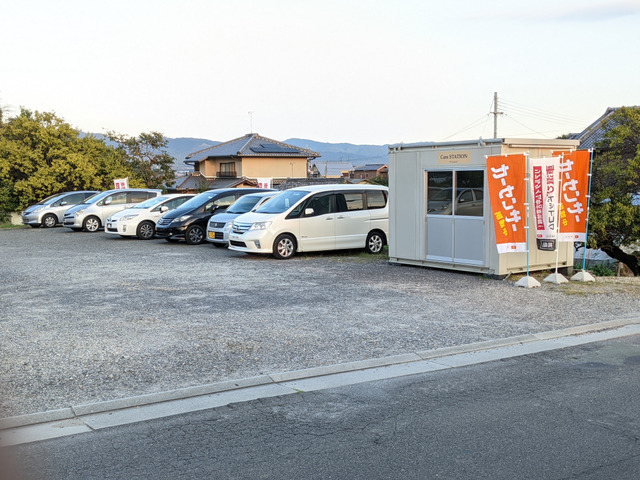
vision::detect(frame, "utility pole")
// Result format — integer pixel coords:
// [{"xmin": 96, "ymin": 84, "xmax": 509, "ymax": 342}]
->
[{"xmin": 492, "ymin": 92, "xmax": 503, "ymax": 139}]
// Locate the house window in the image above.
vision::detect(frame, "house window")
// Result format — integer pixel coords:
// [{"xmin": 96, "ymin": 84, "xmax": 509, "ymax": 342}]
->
[{"xmin": 218, "ymin": 162, "xmax": 237, "ymax": 178}]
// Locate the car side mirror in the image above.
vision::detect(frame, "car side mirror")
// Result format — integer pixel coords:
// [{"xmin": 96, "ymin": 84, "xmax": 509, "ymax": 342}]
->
[
  {"xmin": 60, "ymin": 201, "xmax": 67, "ymax": 206},
  {"xmin": 104, "ymin": 198, "xmax": 112, "ymax": 205},
  {"xmin": 304, "ymin": 208, "xmax": 315, "ymax": 216},
  {"xmin": 160, "ymin": 206, "xmax": 168, "ymax": 213}
]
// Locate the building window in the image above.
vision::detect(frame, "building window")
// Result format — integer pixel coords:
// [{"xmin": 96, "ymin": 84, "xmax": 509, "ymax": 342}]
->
[{"xmin": 218, "ymin": 162, "xmax": 237, "ymax": 178}]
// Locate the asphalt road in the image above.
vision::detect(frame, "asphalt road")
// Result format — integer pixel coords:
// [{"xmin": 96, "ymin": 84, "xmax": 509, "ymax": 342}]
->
[{"xmin": 10, "ymin": 335, "xmax": 640, "ymax": 480}]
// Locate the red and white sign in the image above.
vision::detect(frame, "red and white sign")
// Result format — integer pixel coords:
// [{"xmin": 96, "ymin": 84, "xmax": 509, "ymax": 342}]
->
[
  {"xmin": 257, "ymin": 178, "xmax": 272, "ymax": 189},
  {"xmin": 487, "ymin": 154, "xmax": 527, "ymax": 254},
  {"xmin": 113, "ymin": 177, "xmax": 129, "ymax": 189},
  {"xmin": 557, "ymin": 150, "xmax": 590, "ymax": 242},
  {"xmin": 530, "ymin": 156, "xmax": 561, "ymax": 244}
]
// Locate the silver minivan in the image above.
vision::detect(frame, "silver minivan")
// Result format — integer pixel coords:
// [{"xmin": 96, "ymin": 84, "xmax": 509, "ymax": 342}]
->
[
  {"xmin": 21, "ymin": 191, "xmax": 99, "ymax": 228},
  {"xmin": 63, "ymin": 188, "xmax": 161, "ymax": 232}
]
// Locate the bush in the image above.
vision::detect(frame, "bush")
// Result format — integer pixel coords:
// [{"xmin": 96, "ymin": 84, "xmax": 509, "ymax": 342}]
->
[{"xmin": 590, "ymin": 264, "xmax": 616, "ymax": 277}]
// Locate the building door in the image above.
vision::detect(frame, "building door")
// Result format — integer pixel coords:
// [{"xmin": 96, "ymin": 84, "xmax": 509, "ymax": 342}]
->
[{"xmin": 425, "ymin": 170, "xmax": 485, "ymax": 265}]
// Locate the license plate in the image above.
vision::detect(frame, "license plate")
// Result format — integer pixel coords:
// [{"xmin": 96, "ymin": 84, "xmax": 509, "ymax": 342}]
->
[
  {"xmin": 107, "ymin": 223, "xmax": 113, "ymax": 229},
  {"xmin": 208, "ymin": 231, "xmax": 215, "ymax": 239}
]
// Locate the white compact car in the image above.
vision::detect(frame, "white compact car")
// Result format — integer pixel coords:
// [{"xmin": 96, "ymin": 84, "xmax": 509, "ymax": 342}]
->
[
  {"xmin": 206, "ymin": 191, "xmax": 279, "ymax": 247},
  {"xmin": 228, "ymin": 184, "xmax": 389, "ymax": 259},
  {"xmin": 105, "ymin": 194, "xmax": 194, "ymax": 239}
]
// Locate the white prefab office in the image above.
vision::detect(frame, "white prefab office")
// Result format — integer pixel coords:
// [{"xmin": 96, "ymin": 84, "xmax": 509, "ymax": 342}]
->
[{"xmin": 388, "ymin": 138, "xmax": 581, "ymax": 276}]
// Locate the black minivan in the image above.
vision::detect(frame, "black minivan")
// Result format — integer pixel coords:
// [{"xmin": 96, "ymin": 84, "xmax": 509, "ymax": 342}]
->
[{"xmin": 155, "ymin": 188, "xmax": 275, "ymax": 244}]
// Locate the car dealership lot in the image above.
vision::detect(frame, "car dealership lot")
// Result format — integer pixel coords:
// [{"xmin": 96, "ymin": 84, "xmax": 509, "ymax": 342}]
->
[{"xmin": 1, "ymin": 228, "xmax": 639, "ymax": 418}]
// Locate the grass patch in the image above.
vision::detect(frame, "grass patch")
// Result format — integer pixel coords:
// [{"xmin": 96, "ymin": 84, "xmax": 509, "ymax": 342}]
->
[{"xmin": 0, "ymin": 222, "xmax": 26, "ymax": 229}]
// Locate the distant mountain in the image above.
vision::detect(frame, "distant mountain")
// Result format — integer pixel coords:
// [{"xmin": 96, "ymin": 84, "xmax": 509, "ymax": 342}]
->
[
  {"xmin": 284, "ymin": 138, "xmax": 389, "ymax": 165},
  {"xmin": 87, "ymin": 133, "xmax": 390, "ymax": 172},
  {"xmin": 165, "ymin": 137, "xmax": 220, "ymax": 172}
]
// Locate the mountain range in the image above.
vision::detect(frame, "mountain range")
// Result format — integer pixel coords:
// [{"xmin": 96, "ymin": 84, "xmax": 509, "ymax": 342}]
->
[{"xmin": 165, "ymin": 137, "xmax": 390, "ymax": 173}]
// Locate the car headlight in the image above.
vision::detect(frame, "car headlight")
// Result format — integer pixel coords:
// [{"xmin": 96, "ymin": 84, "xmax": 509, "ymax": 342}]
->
[
  {"xmin": 120, "ymin": 214, "xmax": 138, "ymax": 221},
  {"xmin": 249, "ymin": 221, "xmax": 272, "ymax": 231},
  {"xmin": 33, "ymin": 206, "xmax": 44, "ymax": 213},
  {"xmin": 173, "ymin": 215, "xmax": 191, "ymax": 223},
  {"xmin": 75, "ymin": 209, "xmax": 85, "ymax": 216},
  {"xmin": 223, "ymin": 222, "xmax": 232, "ymax": 232}
]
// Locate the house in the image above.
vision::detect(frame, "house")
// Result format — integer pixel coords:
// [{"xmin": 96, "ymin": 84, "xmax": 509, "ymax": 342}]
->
[
  {"xmin": 175, "ymin": 133, "xmax": 320, "ymax": 192},
  {"xmin": 351, "ymin": 164, "xmax": 388, "ymax": 180},
  {"xmin": 568, "ymin": 107, "xmax": 619, "ymax": 149},
  {"xmin": 309, "ymin": 161, "xmax": 354, "ymax": 178}
]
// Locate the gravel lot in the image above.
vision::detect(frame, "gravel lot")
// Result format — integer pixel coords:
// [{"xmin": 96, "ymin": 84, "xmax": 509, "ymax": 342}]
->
[{"xmin": 1, "ymin": 227, "xmax": 639, "ymax": 418}]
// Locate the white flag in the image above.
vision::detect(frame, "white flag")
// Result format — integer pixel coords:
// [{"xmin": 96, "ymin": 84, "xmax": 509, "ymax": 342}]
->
[
  {"xmin": 113, "ymin": 177, "xmax": 129, "ymax": 189},
  {"xmin": 530, "ymin": 157, "xmax": 560, "ymax": 251}
]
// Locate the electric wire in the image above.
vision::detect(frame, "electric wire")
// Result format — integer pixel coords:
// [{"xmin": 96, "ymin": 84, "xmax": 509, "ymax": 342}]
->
[{"xmin": 443, "ymin": 113, "xmax": 491, "ymax": 140}]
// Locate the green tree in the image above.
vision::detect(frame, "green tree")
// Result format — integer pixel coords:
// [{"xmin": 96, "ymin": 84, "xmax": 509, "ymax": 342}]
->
[
  {"xmin": 106, "ymin": 131, "xmax": 176, "ymax": 190},
  {"xmin": 0, "ymin": 109, "xmax": 135, "ymax": 211},
  {"xmin": 589, "ymin": 106, "xmax": 640, "ymax": 275}
]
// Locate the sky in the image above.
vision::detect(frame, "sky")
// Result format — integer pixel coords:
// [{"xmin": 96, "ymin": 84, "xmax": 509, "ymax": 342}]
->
[{"xmin": 2, "ymin": 0, "xmax": 639, "ymax": 145}]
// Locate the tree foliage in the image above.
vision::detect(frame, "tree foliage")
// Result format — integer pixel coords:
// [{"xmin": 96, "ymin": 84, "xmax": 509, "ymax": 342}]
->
[
  {"xmin": 106, "ymin": 131, "xmax": 175, "ymax": 190},
  {"xmin": 589, "ymin": 106, "xmax": 640, "ymax": 275},
  {"xmin": 0, "ymin": 109, "xmax": 177, "ymax": 213}
]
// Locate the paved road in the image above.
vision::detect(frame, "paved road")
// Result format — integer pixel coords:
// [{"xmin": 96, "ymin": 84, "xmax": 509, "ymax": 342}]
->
[{"xmin": 10, "ymin": 335, "xmax": 640, "ymax": 480}]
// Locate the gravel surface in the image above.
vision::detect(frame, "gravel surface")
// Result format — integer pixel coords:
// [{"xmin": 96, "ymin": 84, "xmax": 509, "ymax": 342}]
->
[{"xmin": 1, "ymin": 227, "xmax": 639, "ymax": 418}]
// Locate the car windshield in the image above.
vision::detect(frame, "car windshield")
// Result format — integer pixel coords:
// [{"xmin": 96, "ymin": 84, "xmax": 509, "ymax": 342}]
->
[
  {"xmin": 226, "ymin": 196, "xmax": 263, "ymax": 214},
  {"xmin": 82, "ymin": 191, "xmax": 108, "ymax": 204},
  {"xmin": 133, "ymin": 196, "xmax": 168, "ymax": 209},
  {"xmin": 255, "ymin": 190, "xmax": 309, "ymax": 214},
  {"xmin": 36, "ymin": 193, "xmax": 64, "ymax": 205},
  {"xmin": 176, "ymin": 191, "xmax": 221, "ymax": 210}
]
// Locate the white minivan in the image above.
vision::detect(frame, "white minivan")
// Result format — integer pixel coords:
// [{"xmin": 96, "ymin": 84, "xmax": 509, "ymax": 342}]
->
[{"xmin": 228, "ymin": 184, "xmax": 389, "ymax": 259}]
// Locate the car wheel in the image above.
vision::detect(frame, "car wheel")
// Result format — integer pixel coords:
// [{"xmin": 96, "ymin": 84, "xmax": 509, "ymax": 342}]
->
[
  {"xmin": 136, "ymin": 221, "xmax": 155, "ymax": 240},
  {"xmin": 185, "ymin": 225, "xmax": 205, "ymax": 245},
  {"xmin": 365, "ymin": 230, "xmax": 385, "ymax": 254},
  {"xmin": 83, "ymin": 216, "xmax": 101, "ymax": 232},
  {"xmin": 42, "ymin": 214, "xmax": 58, "ymax": 228},
  {"xmin": 272, "ymin": 234, "xmax": 296, "ymax": 259}
]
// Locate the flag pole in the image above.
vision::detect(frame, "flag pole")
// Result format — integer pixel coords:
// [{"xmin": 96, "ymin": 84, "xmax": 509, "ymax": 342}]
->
[
  {"xmin": 515, "ymin": 152, "xmax": 540, "ymax": 288},
  {"xmin": 544, "ymin": 152, "xmax": 568, "ymax": 284},
  {"xmin": 571, "ymin": 148, "xmax": 596, "ymax": 282}
]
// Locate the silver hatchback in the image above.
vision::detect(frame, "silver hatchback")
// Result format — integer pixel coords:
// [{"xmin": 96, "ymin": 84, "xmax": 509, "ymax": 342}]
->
[{"xmin": 21, "ymin": 191, "xmax": 99, "ymax": 228}]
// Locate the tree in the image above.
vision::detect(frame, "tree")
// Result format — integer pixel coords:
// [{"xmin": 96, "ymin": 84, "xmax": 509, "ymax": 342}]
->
[
  {"xmin": 106, "ymin": 131, "xmax": 176, "ymax": 190},
  {"xmin": 0, "ymin": 109, "xmax": 135, "ymax": 211},
  {"xmin": 589, "ymin": 106, "xmax": 640, "ymax": 275}
]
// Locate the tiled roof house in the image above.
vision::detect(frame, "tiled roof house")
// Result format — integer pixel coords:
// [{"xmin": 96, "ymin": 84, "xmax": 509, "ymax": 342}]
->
[{"xmin": 175, "ymin": 133, "xmax": 320, "ymax": 191}]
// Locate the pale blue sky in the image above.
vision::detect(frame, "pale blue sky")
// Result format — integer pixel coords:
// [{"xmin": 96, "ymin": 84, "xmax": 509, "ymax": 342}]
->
[{"xmin": 2, "ymin": 0, "xmax": 639, "ymax": 144}]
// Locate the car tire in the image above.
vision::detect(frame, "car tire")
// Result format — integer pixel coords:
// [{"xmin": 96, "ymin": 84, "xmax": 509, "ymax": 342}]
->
[
  {"xmin": 365, "ymin": 230, "xmax": 385, "ymax": 254},
  {"xmin": 272, "ymin": 234, "xmax": 296, "ymax": 259},
  {"xmin": 136, "ymin": 221, "xmax": 155, "ymax": 240},
  {"xmin": 185, "ymin": 225, "xmax": 205, "ymax": 245},
  {"xmin": 83, "ymin": 216, "xmax": 101, "ymax": 232},
  {"xmin": 42, "ymin": 214, "xmax": 58, "ymax": 228}
]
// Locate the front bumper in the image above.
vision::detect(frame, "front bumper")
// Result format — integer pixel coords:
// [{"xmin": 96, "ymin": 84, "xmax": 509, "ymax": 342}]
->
[
  {"xmin": 206, "ymin": 227, "xmax": 229, "ymax": 245},
  {"xmin": 63, "ymin": 215, "xmax": 84, "ymax": 228},
  {"xmin": 227, "ymin": 230, "xmax": 272, "ymax": 254},
  {"xmin": 155, "ymin": 224, "xmax": 188, "ymax": 239},
  {"xmin": 21, "ymin": 213, "xmax": 41, "ymax": 226},
  {"xmin": 105, "ymin": 220, "xmax": 136, "ymax": 236}
]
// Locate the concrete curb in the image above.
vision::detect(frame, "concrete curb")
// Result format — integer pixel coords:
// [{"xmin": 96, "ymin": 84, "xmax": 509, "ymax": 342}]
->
[{"xmin": 2, "ymin": 317, "xmax": 639, "ymax": 434}]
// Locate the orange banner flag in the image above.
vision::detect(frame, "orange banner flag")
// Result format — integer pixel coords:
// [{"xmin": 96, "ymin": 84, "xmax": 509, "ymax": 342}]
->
[
  {"xmin": 487, "ymin": 154, "xmax": 528, "ymax": 253},
  {"xmin": 557, "ymin": 150, "xmax": 590, "ymax": 242}
]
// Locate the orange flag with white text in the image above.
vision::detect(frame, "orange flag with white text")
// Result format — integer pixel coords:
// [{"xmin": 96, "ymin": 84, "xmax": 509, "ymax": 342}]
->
[
  {"xmin": 557, "ymin": 150, "xmax": 590, "ymax": 242},
  {"xmin": 487, "ymin": 154, "xmax": 528, "ymax": 253}
]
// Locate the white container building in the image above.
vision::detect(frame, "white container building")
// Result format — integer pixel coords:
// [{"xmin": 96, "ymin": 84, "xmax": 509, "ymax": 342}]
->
[{"xmin": 388, "ymin": 138, "xmax": 581, "ymax": 277}]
